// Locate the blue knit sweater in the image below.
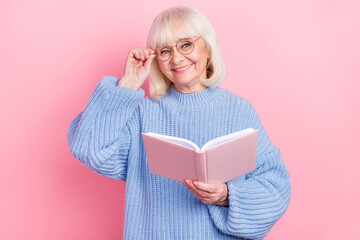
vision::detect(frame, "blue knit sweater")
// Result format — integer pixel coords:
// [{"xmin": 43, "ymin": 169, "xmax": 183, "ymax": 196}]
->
[{"xmin": 67, "ymin": 76, "xmax": 291, "ymax": 240}]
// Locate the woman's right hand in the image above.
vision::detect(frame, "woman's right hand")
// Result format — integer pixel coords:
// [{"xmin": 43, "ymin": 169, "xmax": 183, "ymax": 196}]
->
[{"xmin": 117, "ymin": 48, "xmax": 155, "ymax": 90}]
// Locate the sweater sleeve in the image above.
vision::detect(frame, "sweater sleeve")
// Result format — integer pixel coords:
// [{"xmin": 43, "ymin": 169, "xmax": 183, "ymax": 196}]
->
[
  {"xmin": 207, "ymin": 100, "xmax": 291, "ymax": 240},
  {"xmin": 67, "ymin": 76, "xmax": 144, "ymax": 181}
]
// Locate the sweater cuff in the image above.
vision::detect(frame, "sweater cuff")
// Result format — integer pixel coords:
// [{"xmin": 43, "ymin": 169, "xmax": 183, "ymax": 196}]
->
[
  {"xmin": 207, "ymin": 177, "xmax": 267, "ymax": 240},
  {"xmin": 207, "ymin": 176, "xmax": 247, "ymax": 236},
  {"xmin": 95, "ymin": 76, "xmax": 145, "ymax": 111}
]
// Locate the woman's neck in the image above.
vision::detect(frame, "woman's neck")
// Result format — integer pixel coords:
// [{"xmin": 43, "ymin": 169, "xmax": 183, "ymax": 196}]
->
[{"xmin": 172, "ymin": 82, "xmax": 207, "ymax": 94}]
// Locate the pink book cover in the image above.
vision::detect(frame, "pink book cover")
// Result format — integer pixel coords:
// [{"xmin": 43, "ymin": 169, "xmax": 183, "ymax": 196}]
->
[{"xmin": 142, "ymin": 128, "xmax": 258, "ymax": 184}]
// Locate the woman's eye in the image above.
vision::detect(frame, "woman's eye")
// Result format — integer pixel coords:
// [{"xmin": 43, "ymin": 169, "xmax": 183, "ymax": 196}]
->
[
  {"xmin": 182, "ymin": 43, "xmax": 192, "ymax": 48},
  {"xmin": 160, "ymin": 49, "xmax": 170, "ymax": 55}
]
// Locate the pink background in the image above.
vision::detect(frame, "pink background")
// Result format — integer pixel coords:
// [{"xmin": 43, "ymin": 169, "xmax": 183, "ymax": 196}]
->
[{"xmin": 1, "ymin": 0, "xmax": 359, "ymax": 239}]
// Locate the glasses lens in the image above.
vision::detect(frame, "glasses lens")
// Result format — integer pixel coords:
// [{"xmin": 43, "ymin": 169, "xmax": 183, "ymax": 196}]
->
[
  {"xmin": 177, "ymin": 39, "xmax": 194, "ymax": 55},
  {"xmin": 155, "ymin": 46, "xmax": 171, "ymax": 61}
]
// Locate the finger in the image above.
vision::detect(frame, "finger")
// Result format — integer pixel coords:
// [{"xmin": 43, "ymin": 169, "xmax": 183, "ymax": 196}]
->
[
  {"xmin": 193, "ymin": 181, "xmax": 218, "ymax": 194},
  {"xmin": 129, "ymin": 51, "xmax": 139, "ymax": 61},
  {"xmin": 136, "ymin": 50, "xmax": 145, "ymax": 61},
  {"xmin": 129, "ymin": 49, "xmax": 142, "ymax": 61},
  {"xmin": 144, "ymin": 54, "xmax": 155, "ymax": 69},
  {"xmin": 183, "ymin": 179, "xmax": 198, "ymax": 196},
  {"xmin": 183, "ymin": 179, "xmax": 195, "ymax": 191},
  {"xmin": 194, "ymin": 182, "xmax": 229, "ymax": 204},
  {"xmin": 144, "ymin": 49, "xmax": 150, "ymax": 59},
  {"xmin": 138, "ymin": 48, "xmax": 146, "ymax": 61},
  {"xmin": 183, "ymin": 180, "xmax": 212, "ymax": 203},
  {"xmin": 183, "ymin": 179, "xmax": 202, "ymax": 195},
  {"xmin": 146, "ymin": 49, "xmax": 155, "ymax": 58},
  {"xmin": 184, "ymin": 179, "xmax": 211, "ymax": 198}
]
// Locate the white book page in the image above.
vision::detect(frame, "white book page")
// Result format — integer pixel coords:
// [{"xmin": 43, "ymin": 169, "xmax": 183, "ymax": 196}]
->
[
  {"xmin": 145, "ymin": 132, "xmax": 200, "ymax": 151},
  {"xmin": 201, "ymin": 128, "xmax": 256, "ymax": 151}
]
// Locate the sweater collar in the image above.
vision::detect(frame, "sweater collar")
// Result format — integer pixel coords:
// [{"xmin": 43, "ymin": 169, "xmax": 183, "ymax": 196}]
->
[{"xmin": 162, "ymin": 84, "xmax": 226, "ymax": 108}]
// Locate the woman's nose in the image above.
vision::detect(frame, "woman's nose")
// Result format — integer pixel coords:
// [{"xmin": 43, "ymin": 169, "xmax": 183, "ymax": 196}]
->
[{"xmin": 170, "ymin": 47, "xmax": 184, "ymax": 65}]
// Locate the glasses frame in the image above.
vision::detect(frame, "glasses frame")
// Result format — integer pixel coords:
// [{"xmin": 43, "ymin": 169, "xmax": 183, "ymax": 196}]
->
[{"xmin": 153, "ymin": 37, "xmax": 202, "ymax": 62}]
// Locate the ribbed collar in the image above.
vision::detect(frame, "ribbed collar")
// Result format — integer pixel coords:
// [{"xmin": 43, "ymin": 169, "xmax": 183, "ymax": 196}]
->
[{"xmin": 161, "ymin": 85, "xmax": 227, "ymax": 109}]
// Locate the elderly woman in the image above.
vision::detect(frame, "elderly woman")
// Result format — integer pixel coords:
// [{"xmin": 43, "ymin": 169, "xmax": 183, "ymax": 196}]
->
[{"xmin": 67, "ymin": 5, "xmax": 290, "ymax": 240}]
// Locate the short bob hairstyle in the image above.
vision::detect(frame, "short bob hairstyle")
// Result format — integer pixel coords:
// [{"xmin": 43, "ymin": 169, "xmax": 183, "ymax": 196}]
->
[{"xmin": 146, "ymin": 5, "xmax": 226, "ymax": 100}]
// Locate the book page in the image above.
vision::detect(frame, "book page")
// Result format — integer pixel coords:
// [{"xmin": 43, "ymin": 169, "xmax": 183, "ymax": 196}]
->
[
  {"xmin": 144, "ymin": 132, "xmax": 200, "ymax": 151},
  {"xmin": 201, "ymin": 128, "xmax": 256, "ymax": 151}
]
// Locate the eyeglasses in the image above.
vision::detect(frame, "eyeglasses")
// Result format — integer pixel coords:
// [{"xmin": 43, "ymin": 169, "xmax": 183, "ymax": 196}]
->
[{"xmin": 153, "ymin": 37, "xmax": 201, "ymax": 62}]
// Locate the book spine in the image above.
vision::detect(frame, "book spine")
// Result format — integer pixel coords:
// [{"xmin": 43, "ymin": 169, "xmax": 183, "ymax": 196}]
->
[{"xmin": 195, "ymin": 151, "xmax": 207, "ymax": 183}]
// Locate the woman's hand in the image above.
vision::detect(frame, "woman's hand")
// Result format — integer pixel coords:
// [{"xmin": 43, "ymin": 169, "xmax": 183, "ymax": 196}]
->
[
  {"xmin": 183, "ymin": 178, "xmax": 229, "ymax": 206},
  {"xmin": 117, "ymin": 48, "xmax": 155, "ymax": 90}
]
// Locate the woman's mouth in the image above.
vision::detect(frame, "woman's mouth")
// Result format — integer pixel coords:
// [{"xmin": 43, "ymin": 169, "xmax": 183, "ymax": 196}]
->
[{"xmin": 172, "ymin": 64, "xmax": 193, "ymax": 73}]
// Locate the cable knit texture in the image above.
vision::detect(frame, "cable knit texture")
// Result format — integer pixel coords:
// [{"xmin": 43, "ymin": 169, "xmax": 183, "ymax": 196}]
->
[{"xmin": 67, "ymin": 76, "xmax": 291, "ymax": 240}]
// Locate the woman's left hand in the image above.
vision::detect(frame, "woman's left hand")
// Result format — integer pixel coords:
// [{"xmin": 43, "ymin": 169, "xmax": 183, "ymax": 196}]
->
[{"xmin": 183, "ymin": 178, "xmax": 229, "ymax": 206}]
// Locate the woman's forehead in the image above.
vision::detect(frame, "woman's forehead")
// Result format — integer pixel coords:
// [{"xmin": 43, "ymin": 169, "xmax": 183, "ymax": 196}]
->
[
  {"xmin": 154, "ymin": 23, "xmax": 200, "ymax": 47},
  {"xmin": 157, "ymin": 33, "xmax": 188, "ymax": 46},
  {"xmin": 159, "ymin": 37, "xmax": 192, "ymax": 47}
]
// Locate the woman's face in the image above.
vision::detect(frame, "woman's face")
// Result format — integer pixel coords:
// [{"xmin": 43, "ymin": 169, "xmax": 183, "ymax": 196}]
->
[{"xmin": 157, "ymin": 36, "xmax": 210, "ymax": 92}]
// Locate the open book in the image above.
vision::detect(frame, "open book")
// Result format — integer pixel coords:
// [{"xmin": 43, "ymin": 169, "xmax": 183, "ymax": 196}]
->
[{"xmin": 142, "ymin": 128, "xmax": 258, "ymax": 184}]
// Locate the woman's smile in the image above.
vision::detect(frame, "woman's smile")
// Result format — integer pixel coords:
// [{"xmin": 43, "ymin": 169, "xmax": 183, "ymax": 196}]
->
[{"xmin": 171, "ymin": 63, "xmax": 194, "ymax": 73}]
